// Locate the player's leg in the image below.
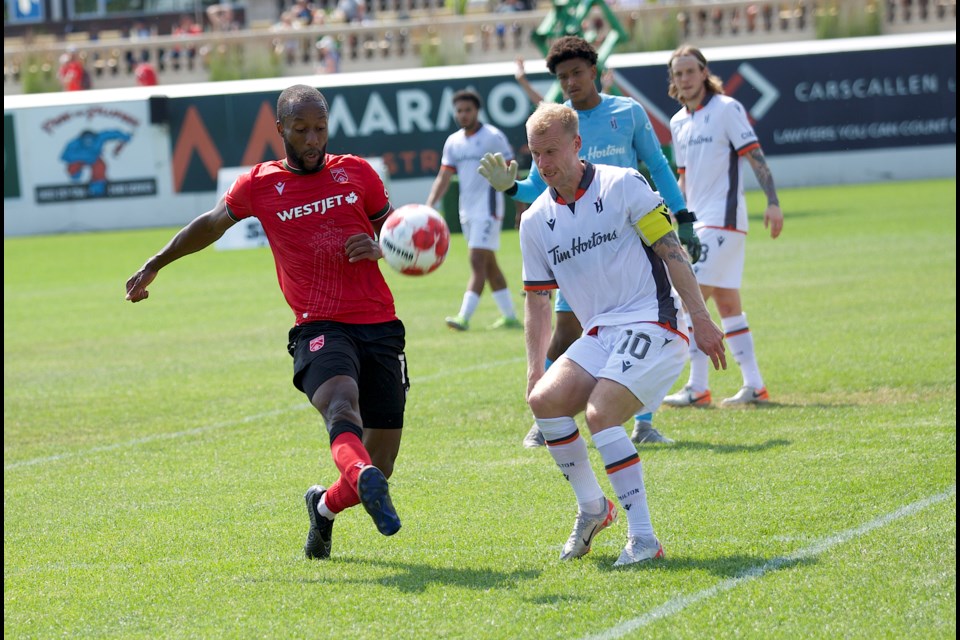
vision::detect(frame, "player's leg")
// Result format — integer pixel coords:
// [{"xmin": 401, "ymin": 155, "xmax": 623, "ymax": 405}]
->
[
  {"xmin": 290, "ymin": 323, "xmax": 394, "ymax": 560},
  {"xmin": 522, "ymin": 294, "xmax": 580, "ymax": 448},
  {"xmin": 481, "ymin": 217, "xmax": 520, "ymax": 329},
  {"xmin": 585, "ymin": 323, "xmax": 684, "ymax": 565},
  {"xmin": 355, "ymin": 320, "xmax": 408, "ymax": 533},
  {"xmin": 714, "ymin": 288, "xmax": 769, "ymax": 405},
  {"xmin": 445, "ymin": 219, "xmax": 484, "ymax": 331},
  {"xmin": 485, "ymin": 254, "xmax": 520, "ymax": 329},
  {"xmin": 547, "ymin": 311, "xmax": 581, "ymax": 362},
  {"xmin": 527, "ymin": 350, "xmax": 612, "ymax": 560},
  {"xmin": 665, "ymin": 228, "xmax": 734, "ymax": 409},
  {"xmin": 632, "ymin": 288, "xmax": 692, "ymax": 444}
]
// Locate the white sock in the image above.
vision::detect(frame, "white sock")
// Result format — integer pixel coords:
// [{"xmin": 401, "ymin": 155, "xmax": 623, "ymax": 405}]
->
[
  {"xmin": 592, "ymin": 426, "xmax": 655, "ymax": 539},
  {"xmin": 317, "ymin": 492, "xmax": 336, "ymax": 520},
  {"xmin": 687, "ymin": 312, "xmax": 710, "ymax": 392},
  {"xmin": 537, "ymin": 416, "xmax": 605, "ymax": 508},
  {"xmin": 457, "ymin": 291, "xmax": 480, "ymax": 321},
  {"xmin": 722, "ymin": 313, "xmax": 764, "ymax": 389},
  {"xmin": 491, "ymin": 288, "xmax": 517, "ymax": 319}
]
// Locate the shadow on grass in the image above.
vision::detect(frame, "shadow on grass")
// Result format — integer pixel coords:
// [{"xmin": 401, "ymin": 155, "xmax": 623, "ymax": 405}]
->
[
  {"xmin": 295, "ymin": 556, "xmax": 543, "ymax": 593},
  {"xmin": 661, "ymin": 438, "xmax": 792, "ymax": 454},
  {"xmin": 582, "ymin": 551, "xmax": 818, "ymax": 578}
]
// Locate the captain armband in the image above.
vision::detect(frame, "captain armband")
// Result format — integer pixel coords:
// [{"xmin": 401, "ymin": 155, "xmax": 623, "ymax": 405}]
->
[{"xmin": 633, "ymin": 203, "xmax": 673, "ymax": 245}]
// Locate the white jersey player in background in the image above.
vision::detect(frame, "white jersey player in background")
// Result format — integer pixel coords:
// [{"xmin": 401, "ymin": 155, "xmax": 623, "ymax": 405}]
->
[
  {"xmin": 665, "ymin": 45, "xmax": 784, "ymax": 409},
  {"xmin": 427, "ymin": 89, "xmax": 521, "ymax": 331},
  {"xmin": 519, "ymin": 102, "xmax": 726, "ymax": 566}
]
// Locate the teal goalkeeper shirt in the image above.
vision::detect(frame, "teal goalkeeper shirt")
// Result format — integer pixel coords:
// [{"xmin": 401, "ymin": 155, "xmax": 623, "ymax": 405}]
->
[{"xmin": 513, "ymin": 94, "xmax": 687, "ymax": 215}]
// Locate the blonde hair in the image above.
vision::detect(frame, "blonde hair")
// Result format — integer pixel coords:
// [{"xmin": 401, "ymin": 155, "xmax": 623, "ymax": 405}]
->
[
  {"xmin": 667, "ymin": 45, "xmax": 725, "ymax": 104},
  {"xmin": 526, "ymin": 102, "xmax": 579, "ymax": 139}
]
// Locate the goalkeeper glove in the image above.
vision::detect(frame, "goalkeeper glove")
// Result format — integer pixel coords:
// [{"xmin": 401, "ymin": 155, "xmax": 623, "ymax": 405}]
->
[
  {"xmin": 478, "ymin": 152, "xmax": 518, "ymax": 192},
  {"xmin": 674, "ymin": 209, "xmax": 701, "ymax": 264}
]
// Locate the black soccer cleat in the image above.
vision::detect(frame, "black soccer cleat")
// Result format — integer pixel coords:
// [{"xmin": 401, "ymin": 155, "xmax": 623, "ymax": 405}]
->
[
  {"xmin": 357, "ymin": 465, "xmax": 401, "ymax": 536},
  {"xmin": 304, "ymin": 485, "xmax": 334, "ymax": 559}
]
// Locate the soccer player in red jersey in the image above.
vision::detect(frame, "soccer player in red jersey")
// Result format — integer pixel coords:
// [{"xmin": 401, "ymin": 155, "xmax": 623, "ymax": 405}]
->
[{"xmin": 125, "ymin": 85, "xmax": 405, "ymax": 559}]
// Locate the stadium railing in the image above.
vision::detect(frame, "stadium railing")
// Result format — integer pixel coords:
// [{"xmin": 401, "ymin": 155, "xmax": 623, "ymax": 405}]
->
[{"xmin": 3, "ymin": 0, "xmax": 955, "ymax": 95}]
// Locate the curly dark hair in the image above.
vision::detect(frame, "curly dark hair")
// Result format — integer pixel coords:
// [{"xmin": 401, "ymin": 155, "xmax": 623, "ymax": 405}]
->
[
  {"xmin": 452, "ymin": 89, "xmax": 482, "ymax": 109},
  {"xmin": 545, "ymin": 36, "xmax": 598, "ymax": 75},
  {"xmin": 276, "ymin": 84, "xmax": 327, "ymax": 123}
]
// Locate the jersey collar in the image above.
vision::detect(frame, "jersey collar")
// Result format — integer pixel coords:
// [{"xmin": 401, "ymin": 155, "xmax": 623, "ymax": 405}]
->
[
  {"xmin": 549, "ymin": 161, "xmax": 596, "ymax": 206},
  {"xmin": 685, "ymin": 92, "xmax": 716, "ymax": 114},
  {"xmin": 282, "ymin": 158, "xmax": 327, "ymax": 175}
]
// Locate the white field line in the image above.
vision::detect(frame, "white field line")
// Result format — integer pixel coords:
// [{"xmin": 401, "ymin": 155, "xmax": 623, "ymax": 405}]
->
[
  {"xmin": 4, "ymin": 357, "xmax": 524, "ymax": 472},
  {"xmin": 582, "ymin": 485, "xmax": 957, "ymax": 640}
]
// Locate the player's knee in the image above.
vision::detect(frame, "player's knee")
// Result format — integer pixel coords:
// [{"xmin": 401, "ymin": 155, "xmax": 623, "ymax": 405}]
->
[
  {"xmin": 368, "ymin": 451, "xmax": 396, "ymax": 478},
  {"xmin": 583, "ymin": 405, "xmax": 620, "ymax": 432},
  {"xmin": 321, "ymin": 398, "xmax": 361, "ymax": 429},
  {"xmin": 527, "ymin": 387, "xmax": 557, "ymax": 417},
  {"xmin": 370, "ymin": 453, "xmax": 394, "ymax": 478}
]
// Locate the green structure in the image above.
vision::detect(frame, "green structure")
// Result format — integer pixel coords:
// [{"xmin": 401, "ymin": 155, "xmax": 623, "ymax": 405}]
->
[{"xmin": 530, "ymin": 0, "xmax": 630, "ymax": 103}]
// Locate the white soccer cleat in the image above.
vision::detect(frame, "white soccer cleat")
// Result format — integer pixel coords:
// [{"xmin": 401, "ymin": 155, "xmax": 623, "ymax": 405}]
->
[
  {"xmin": 613, "ymin": 536, "xmax": 665, "ymax": 567},
  {"xmin": 663, "ymin": 385, "xmax": 712, "ymax": 407},
  {"xmin": 721, "ymin": 386, "xmax": 770, "ymax": 407},
  {"xmin": 560, "ymin": 498, "xmax": 618, "ymax": 560}
]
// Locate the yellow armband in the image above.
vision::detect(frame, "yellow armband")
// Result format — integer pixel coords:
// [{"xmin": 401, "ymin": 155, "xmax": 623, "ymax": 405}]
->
[{"xmin": 633, "ymin": 203, "xmax": 672, "ymax": 245}]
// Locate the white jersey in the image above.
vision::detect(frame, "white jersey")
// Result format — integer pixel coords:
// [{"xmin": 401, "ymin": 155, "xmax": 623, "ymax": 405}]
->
[
  {"xmin": 440, "ymin": 123, "xmax": 514, "ymax": 222},
  {"xmin": 520, "ymin": 162, "xmax": 682, "ymax": 333},
  {"xmin": 670, "ymin": 94, "xmax": 759, "ymax": 232}
]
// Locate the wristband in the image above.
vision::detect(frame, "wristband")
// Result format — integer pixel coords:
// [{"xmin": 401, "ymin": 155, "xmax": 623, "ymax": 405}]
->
[
  {"xmin": 674, "ymin": 209, "xmax": 697, "ymax": 225},
  {"xmin": 505, "ymin": 182, "xmax": 518, "ymax": 197}
]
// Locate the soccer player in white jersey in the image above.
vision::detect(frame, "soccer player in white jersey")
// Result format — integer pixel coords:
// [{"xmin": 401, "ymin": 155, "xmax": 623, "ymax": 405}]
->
[
  {"xmin": 665, "ymin": 45, "xmax": 784, "ymax": 408},
  {"xmin": 519, "ymin": 102, "xmax": 726, "ymax": 566},
  {"xmin": 427, "ymin": 89, "xmax": 520, "ymax": 331},
  {"xmin": 482, "ymin": 36, "xmax": 700, "ymax": 448}
]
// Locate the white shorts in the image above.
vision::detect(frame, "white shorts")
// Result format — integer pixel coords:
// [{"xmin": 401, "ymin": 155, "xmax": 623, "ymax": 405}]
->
[
  {"xmin": 692, "ymin": 227, "xmax": 746, "ymax": 289},
  {"xmin": 563, "ymin": 322, "xmax": 687, "ymax": 413},
  {"xmin": 461, "ymin": 215, "xmax": 503, "ymax": 251}
]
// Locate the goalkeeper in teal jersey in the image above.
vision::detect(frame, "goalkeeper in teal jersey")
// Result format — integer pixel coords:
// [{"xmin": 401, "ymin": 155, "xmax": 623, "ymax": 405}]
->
[{"xmin": 480, "ymin": 36, "xmax": 701, "ymax": 448}]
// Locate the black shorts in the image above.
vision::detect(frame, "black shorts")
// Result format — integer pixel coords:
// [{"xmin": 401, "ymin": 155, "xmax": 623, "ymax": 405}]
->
[{"xmin": 287, "ymin": 319, "xmax": 409, "ymax": 429}]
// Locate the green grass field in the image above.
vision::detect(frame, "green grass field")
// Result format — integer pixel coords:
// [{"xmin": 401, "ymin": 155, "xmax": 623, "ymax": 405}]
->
[{"xmin": 4, "ymin": 179, "xmax": 956, "ymax": 639}]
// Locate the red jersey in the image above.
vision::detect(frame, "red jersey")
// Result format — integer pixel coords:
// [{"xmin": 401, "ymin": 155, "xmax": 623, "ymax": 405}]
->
[
  {"xmin": 225, "ymin": 154, "xmax": 396, "ymax": 325},
  {"xmin": 135, "ymin": 63, "xmax": 158, "ymax": 86},
  {"xmin": 58, "ymin": 60, "xmax": 85, "ymax": 91}
]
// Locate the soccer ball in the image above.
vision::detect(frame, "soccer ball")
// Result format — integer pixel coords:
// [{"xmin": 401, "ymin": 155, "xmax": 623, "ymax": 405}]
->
[{"xmin": 379, "ymin": 204, "xmax": 450, "ymax": 276}]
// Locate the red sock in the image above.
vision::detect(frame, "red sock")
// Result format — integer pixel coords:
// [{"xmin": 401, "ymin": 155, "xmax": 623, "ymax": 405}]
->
[
  {"xmin": 324, "ymin": 477, "xmax": 361, "ymax": 513},
  {"xmin": 324, "ymin": 432, "xmax": 371, "ymax": 513}
]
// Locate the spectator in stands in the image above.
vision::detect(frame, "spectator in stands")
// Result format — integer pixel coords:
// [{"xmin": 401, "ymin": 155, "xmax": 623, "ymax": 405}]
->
[
  {"xmin": 272, "ymin": 10, "xmax": 303, "ymax": 64},
  {"xmin": 126, "ymin": 19, "xmax": 153, "ymax": 71},
  {"xmin": 316, "ymin": 36, "xmax": 341, "ymax": 73},
  {"xmin": 206, "ymin": 3, "xmax": 241, "ymax": 31},
  {"xmin": 171, "ymin": 14, "xmax": 202, "ymax": 69},
  {"xmin": 494, "ymin": 0, "xmax": 523, "ymax": 50},
  {"xmin": 292, "ymin": 0, "xmax": 316, "ymax": 24},
  {"xmin": 135, "ymin": 61, "xmax": 159, "ymax": 86},
  {"xmin": 334, "ymin": 0, "xmax": 370, "ymax": 23},
  {"xmin": 57, "ymin": 47, "xmax": 90, "ymax": 92}
]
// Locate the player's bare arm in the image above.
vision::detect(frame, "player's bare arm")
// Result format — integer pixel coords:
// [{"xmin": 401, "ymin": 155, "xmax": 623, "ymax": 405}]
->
[
  {"xmin": 524, "ymin": 290, "xmax": 553, "ymax": 399},
  {"xmin": 745, "ymin": 147, "xmax": 784, "ymax": 239},
  {"xmin": 125, "ymin": 197, "xmax": 235, "ymax": 303},
  {"xmin": 426, "ymin": 166, "xmax": 455, "ymax": 210},
  {"xmin": 651, "ymin": 232, "xmax": 727, "ymax": 371},
  {"xmin": 345, "ymin": 233, "xmax": 383, "ymax": 263}
]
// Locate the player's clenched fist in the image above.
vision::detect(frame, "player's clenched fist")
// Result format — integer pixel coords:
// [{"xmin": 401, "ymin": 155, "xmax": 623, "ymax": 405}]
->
[{"xmin": 477, "ymin": 152, "xmax": 518, "ymax": 192}]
